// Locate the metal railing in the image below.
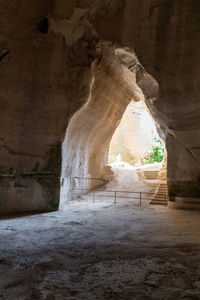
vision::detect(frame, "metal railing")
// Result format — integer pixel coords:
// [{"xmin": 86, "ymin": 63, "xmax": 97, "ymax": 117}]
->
[{"xmin": 70, "ymin": 188, "xmax": 168, "ymax": 206}]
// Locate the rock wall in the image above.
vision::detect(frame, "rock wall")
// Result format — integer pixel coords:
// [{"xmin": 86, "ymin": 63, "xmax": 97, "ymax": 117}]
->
[
  {"xmin": 0, "ymin": 0, "xmax": 200, "ymax": 213},
  {"xmin": 60, "ymin": 47, "xmax": 144, "ymax": 204},
  {"xmin": 0, "ymin": 1, "xmax": 93, "ymax": 214},
  {"xmin": 120, "ymin": 0, "xmax": 200, "ymax": 199}
]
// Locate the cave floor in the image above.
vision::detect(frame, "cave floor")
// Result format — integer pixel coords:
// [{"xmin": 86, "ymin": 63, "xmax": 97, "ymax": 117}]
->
[{"xmin": 0, "ymin": 199, "xmax": 200, "ymax": 300}]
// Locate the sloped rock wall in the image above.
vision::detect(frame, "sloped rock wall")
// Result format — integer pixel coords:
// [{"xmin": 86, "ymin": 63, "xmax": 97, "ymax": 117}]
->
[
  {"xmin": 120, "ymin": 0, "xmax": 200, "ymax": 199},
  {"xmin": 0, "ymin": 1, "xmax": 93, "ymax": 214}
]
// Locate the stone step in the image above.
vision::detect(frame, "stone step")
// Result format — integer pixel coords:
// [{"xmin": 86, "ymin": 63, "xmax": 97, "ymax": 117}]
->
[
  {"xmin": 144, "ymin": 171, "xmax": 159, "ymax": 173},
  {"xmin": 143, "ymin": 171, "xmax": 159, "ymax": 180},
  {"xmin": 154, "ymin": 198, "xmax": 168, "ymax": 201},
  {"xmin": 153, "ymin": 197, "xmax": 168, "ymax": 201},
  {"xmin": 168, "ymin": 197, "xmax": 200, "ymax": 209},
  {"xmin": 150, "ymin": 198, "xmax": 168, "ymax": 202},
  {"xmin": 156, "ymin": 192, "xmax": 168, "ymax": 196},
  {"xmin": 152, "ymin": 194, "xmax": 167, "ymax": 197},
  {"xmin": 150, "ymin": 181, "xmax": 169, "ymax": 204},
  {"xmin": 176, "ymin": 198, "xmax": 200, "ymax": 205},
  {"xmin": 150, "ymin": 200, "xmax": 168, "ymax": 205},
  {"xmin": 145, "ymin": 173, "xmax": 159, "ymax": 175}
]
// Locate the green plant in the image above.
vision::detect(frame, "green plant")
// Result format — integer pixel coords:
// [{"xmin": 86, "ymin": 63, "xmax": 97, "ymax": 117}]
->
[{"xmin": 145, "ymin": 139, "xmax": 164, "ymax": 164}]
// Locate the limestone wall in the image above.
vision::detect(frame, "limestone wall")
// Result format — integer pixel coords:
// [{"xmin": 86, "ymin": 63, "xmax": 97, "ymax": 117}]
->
[
  {"xmin": 60, "ymin": 47, "xmax": 144, "ymax": 205},
  {"xmin": 0, "ymin": 0, "xmax": 200, "ymax": 214},
  {"xmin": 0, "ymin": 1, "xmax": 93, "ymax": 214}
]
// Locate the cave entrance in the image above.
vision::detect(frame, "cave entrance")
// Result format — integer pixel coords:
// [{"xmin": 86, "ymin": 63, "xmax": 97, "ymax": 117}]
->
[
  {"xmin": 60, "ymin": 47, "xmax": 167, "ymax": 207},
  {"xmin": 107, "ymin": 99, "xmax": 166, "ymax": 190}
]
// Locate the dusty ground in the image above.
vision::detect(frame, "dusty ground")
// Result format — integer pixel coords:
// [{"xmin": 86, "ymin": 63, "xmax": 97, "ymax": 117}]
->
[
  {"xmin": 104, "ymin": 167, "xmax": 159, "ymax": 192},
  {"xmin": 0, "ymin": 198, "xmax": 200, "ymax": 300}
]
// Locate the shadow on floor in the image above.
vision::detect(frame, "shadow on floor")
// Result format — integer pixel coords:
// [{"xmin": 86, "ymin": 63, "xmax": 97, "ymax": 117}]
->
[{"xmin": 0, "ymin": 211, "xmax": 54, "ymax": 220}]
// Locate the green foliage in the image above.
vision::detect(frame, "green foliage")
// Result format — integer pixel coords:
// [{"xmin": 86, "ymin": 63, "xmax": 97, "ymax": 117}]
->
[{"xmin": 145, "ymin": 139, "xmax": 164, "ymax": 164}]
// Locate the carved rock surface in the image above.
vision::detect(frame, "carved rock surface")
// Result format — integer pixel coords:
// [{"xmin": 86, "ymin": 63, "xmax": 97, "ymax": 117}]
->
[{"xmin": 0, "ymin": 0, "xmax": 200, "ymax": 213}]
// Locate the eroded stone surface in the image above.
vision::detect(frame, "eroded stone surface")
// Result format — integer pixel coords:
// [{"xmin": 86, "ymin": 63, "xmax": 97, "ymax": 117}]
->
[
  {"xmin": 0, "ymin": 201, "xmax": 200, "ymax": 299},
  {"xmin": 0, "ymin": 0, "xmax": 200, "ymax": 213}
]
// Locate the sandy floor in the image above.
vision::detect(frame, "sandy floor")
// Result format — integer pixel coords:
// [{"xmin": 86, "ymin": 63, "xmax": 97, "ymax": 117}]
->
[{"xmin": 0, "ymin": 198, "xmax": 200, "ymax": 300}]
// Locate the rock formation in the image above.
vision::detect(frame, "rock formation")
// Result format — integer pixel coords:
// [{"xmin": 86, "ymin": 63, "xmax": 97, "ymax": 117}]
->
[{"xmin": 0, "ymin": 0, "xmax": 200, "ymax": 214}]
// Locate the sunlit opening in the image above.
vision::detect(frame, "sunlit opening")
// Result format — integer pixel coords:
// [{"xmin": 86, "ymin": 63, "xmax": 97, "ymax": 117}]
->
[{"xmin": 108, "ymin": 100, "xmax": 166, "ymax": 170}]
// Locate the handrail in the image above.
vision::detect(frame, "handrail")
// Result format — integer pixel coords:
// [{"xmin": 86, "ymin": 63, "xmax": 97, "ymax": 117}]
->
[
  {"xmin": 64, "ymin": 176, "xmax": 104, "ymax": 181},
  {"xmin": 71, "ymin": 188, "xmax": 156, "ymax": 194},
  {"xmin": 70, "ymin": 188, "xmax": 168, "ymax": 206}
]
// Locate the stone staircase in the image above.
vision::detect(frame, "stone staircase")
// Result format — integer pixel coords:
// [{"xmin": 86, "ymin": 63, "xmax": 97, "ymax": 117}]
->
[
  {"xmin": 143, "ymin": 170, "xmax": 159, "ymax": 180},
  {"xmin": 150, "ymin": 182, "xmax": 168, "ymax": 205}
]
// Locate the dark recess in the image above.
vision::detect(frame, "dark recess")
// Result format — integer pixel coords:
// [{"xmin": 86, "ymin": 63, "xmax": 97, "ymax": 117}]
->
[{"xmin": 38, "ymin": 17, "xmax": 49, "ymax": 33}]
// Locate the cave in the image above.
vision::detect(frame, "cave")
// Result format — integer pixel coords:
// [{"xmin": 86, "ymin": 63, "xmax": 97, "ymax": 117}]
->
[
  {"xmin": 60, "ymin": 46, "xmax": 163, "ymax": 206},
  {"xmin": 0, "ymin": 1, "xmax": 200, "ymax": 299}
]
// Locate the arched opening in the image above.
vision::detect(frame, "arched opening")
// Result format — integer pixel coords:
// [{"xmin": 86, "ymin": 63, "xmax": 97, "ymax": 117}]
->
[
  {"xmin": 107, "ymin": 99, "xmax": 167, "ymax": 192},
  {"xmin": 60, "ymin": 46, "xmax": 165, "ymax": 207}
]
